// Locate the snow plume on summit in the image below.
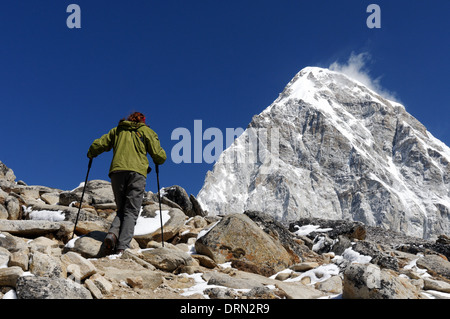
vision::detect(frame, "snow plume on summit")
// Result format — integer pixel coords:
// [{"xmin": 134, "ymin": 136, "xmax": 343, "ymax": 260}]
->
[
  {"xmin": 329, "ymin": 52, "xmax": 400, "ymax": 103},
  {"xmin": 197, "ymin": 66, "xmax": 450, "ymax": 240}
]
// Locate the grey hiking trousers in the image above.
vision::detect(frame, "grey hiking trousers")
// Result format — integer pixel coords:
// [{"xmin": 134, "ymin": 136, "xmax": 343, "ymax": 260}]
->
[{"xmin": 109, "ymin": 171, "xmax": 146, "ymax": 250}]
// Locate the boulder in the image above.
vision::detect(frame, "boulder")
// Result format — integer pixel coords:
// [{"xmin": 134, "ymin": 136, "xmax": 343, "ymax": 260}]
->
[
  {"xmin": 423, "ymin": 277, "xmax": 450, "ymax": 293},
  {"xmin": 315, "ymin": 275, "xmax": 343, "ymax": 294},
  {"xmin": 133, "ymin": 205, "xmax": 187, "ymax": 247},
  {"xmin": 289, "ymin": 217, "xmax": 366, "ymax": 241},
  {"xmin": 141, "ymin": 247, "xmax": 196, "ymax": 272},
  {"xmin": 24, "ymin": 201, "xmax": 109, "ymax": 237},
  {"xmin": 144, "ymin": 191, "xmax": 183, "ymax": 211},
  {"xmin": 84, "ymin": 180, "xmax": 115, "ymax": 206},
  {"xmin": 203, "ymin": 271, "xmax": 265, "ymax": 290},
  {"xmin": 0, "ymin": 231, "xmax": 28, "ymax": 253},
  {"xmin": 64, "ymin": 231, "xmax": 139, "ymax": 258},
  {"xmin": 84, "ymin": 279, "xmax": 103, "ymax": 299},
  {"xmin": 0, "ymin": 189, "xmax": 8, "ymax": 205},
  {"xmin": 190, "ymin": 194, "xmax": 206, "ymax": 217},
  {"xmin": 59, "ymin": 180, "xmax": 114, "ymax": 207},
  {"xmin": 416, "ymin": 254, "xmax": 450, "ymax": 278},
  {"xmin": 342, "ymin": 263, "xmax": 420, "ymax": 299},
  {"xmin": 351, "ymin": 240, "xmax": 399, "ymax": 271},
  {"xmin": 186, "ymin": 215, "xmax": 208, "ymax": 229},
  {"xmin": 8, "ymin": 249, "xmax": 29, "ymax": 271},
  {"xmin": 0, "ymin": 161, "xmax": 16, "ymax": 182},
  {"xmin": 222, "ymin": 268, "xmax": 325, "ymax": 299},
  {"xmin": 0, "ymin": 203, "xmax": 8, "ymax": 220},
  {"xmin": 28, "ymin": 236, "xmax": 60, "ymax": 254},
  {"xmin": 89, "ymin": 273, "xmax": 113, "ymax": 294},
  {"xmin": 29, "ymin": 250, "xmax": 65, "ymax": 278},
  {"xmin": 40, "ymin": 192, "xmax": 61, "ymax": 206},
  {"xmin": 162, "ymin": 185, "xmax": 193, "ymax": 215},
  {"xmin": 244, "ymin": 210, "xmax": 307, "ymax": 263},
  {"xmin": 0, "ymin": 247, "xmax": 10, "ymax": 267},
  {"xmin": 0, "ymin": 266, "xmax": 23, "ymax": 287},
  {"xmin": 64, "ymin": 231, "xmax": 107, "ymax": 258},
  {"xmin": 0, "ymin": 220, "xmax": 62, "ymax": 237},
  {"xmin": 60, "ymin": 251, "xmax": 97, "ymax": 281},
  {"xmin": 161, "ymin": 185, "xmax": 207, "ymax": 217},
  {"xmin": 195, "ymin": 213, "xmax": 295, "ymax": 275},
  {"xmin": 93, "ymin": 257, "xmax": 163, "ymax": 290},
  {"xmin": 191, "ymin": 254, "xmax": 217, "ymax": 269},
  {"xmin": 5, "ymin": 196, "xmax": 20, "ymax": 220},
  {"xmin": 15, "ymin": 276, "xmax": 92, "ymax": 299}
]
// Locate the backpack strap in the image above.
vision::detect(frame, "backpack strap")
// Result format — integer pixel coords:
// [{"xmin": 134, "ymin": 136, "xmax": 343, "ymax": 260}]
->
[
  {"xmin": 134, "ymin": 128, "xmax": 145, "ymax": 144},
  {"xmin": 134, "ymin": 128, "xmax": 152, "ymax": 174}
]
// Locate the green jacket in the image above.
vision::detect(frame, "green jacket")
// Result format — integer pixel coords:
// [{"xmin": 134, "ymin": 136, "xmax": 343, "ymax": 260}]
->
[{"xmin": 87, "ymin": 121, "xmax": 167, "ymax": 177}]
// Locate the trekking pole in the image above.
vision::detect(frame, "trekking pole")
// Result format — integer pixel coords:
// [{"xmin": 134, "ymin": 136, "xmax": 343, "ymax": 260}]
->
[
  {"xmin": 71, "ymin": 158, "xmax": 93, "ymax": 239},
  {"xmin": 155, "ymin": 164, "xmax": 164, "ymax": 247}
]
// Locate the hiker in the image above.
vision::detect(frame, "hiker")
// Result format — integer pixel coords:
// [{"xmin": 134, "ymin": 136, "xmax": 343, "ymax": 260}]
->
[{"xmin": 87, "ymin": 111, "xmax": 167, "ymax": 255}]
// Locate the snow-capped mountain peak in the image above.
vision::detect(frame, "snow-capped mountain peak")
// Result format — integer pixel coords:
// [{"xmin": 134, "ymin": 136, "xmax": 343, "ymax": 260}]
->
[{"xmin": 197, "ymin": 66, "xmax": 450, "ymax": 239}]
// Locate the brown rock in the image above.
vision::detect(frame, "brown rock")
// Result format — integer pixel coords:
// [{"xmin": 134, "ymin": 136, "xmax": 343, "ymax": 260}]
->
[{"xmin": 195, "ymin": 214, "xmax": 295, "ymax": 276}]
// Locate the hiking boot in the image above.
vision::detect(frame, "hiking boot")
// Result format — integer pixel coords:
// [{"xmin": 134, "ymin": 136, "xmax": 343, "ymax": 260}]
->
[{"xmin": 104, "ymin": 233, "xmax": 117, "ymax": 255}]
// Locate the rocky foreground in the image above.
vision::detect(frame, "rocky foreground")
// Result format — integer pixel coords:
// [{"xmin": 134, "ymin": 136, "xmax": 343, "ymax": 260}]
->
[{"xmin": 1, "ymin": 161, "xmax": 450, "ymax": 300}]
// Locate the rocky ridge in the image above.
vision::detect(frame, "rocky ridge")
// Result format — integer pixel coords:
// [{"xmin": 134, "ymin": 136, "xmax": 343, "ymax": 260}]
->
[{"xmin": 1, "ymin": 161, "xmax": 450, "ymax": 299}]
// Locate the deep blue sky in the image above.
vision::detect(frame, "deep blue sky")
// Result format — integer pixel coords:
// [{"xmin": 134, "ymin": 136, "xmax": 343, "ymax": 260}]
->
[{"xmin": 0, "ymin": 1, "xmax": 449, "ymax": 196}]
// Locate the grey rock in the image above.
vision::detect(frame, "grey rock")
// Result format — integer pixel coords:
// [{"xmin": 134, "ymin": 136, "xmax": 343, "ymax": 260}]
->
[
  {"xmin": 0, "ymin": 161, "xmax": 16, "ymax": 182},
  {"xmin": 140, "ymin": 247, "xmax": 195, "ymax": 272},
  {"xmin": 416, "ymin": 254, "xmax": 450, "ymax": 279},
  {"xmin": 163, "ymin": 185, "xmax": 193, "ymax": 216},
  {"xmin": 59, "ymin": 179, "xmax": 114, "ymax": 207},
  {"xmin": 16, "ymin": 276, "xmax": 92, "ymax": 299},
  {"xmin": 65, "ymin": 231, "xmax": 107, "ymax": 259},
  {"xmin": 84, "ymin": 279, "xmax": 103, "ymax": 299},
  {"xmin": 0, "ymin": 231, "xmax": 27, "ymax": 252},
  {"xmin": 289, "ymin": 217, "xmax": 366, "ymax": 241},
  {"xmin": 203, "ymin": 287, "xmax": 240, "ymax": 299},
  {"xmin": 5, "ymin": 196, "xmax": 20, "ymax": 220},
  {"xmin": 0, "ymin": 204, "xmax": 8, "ymax": 220},
  {"xmin": 204, "ymin": 271, "xmax": 265, "ymax": 290},
  {"xmin": 60, "ymin": 251, "xmax": 97, "ymax": 281},
  {"xmin": 29, "ymin": 250, "xmax": 64, "ymax": 278},
  {"xmin": 331, "ymin": 235, "xmax": 353, "ymax": 256},
  {"xmin": 0, "ymin": 247, "xmax": 10, "ymax": 267},
  {"xmin": 315, "ymin": 275, "xmax": 343, "ymax": 294},
  {"xmin": 144, "ymin": 191, "xmax": 184, "ymax": 211},
  {"xmin": 84, "ymin": 180, "xmax": 115, "ymax": 205},
  {"xmin": 134, "ymin": 205, "xmax": 187, "ymax": 247},
  {"xmin": 244, "ymin": 210, "xmax": 307, "ymax": 263},
  {"xmin": 351, "ymin": 240, "xmax": 399, "ymax": 271},
  {"xmin": 0, "ymin": 188, "xmax": 9, "ymax": 204},
  {"xmin": 99, "ymin": 266, "xmax": 163, "ymax": 290},
  {"xmin": 8, "ymin": 249, "xmax": 29, "ymax": 271},
  {"xmin": 195, "ymin": 213, "xmax": 295, "ymax": 275},
  {"xmin": 423, "ymin": 277, "xmax": 450, "ymax": 293},
  {"xmin": 24, "ymin": 201, "xmax": 110, "ymax": 236},
  {"xmin": 190, "ymin": 194, "xmax": 207, "ymax": 217},
  {"xmin": 0, "ymin": 266, "xmax": 23, "ymax": 287},
  {"xmin": 342, "ymin": 263, "xmax": 420, "ymax": 299},
  {"xmin": 0, "ymin": 220, "xmax": 62, "ymax": 237},
  {"xmin": 40, "ymin": 192, "xmax": 61, "ymax": 205}
]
